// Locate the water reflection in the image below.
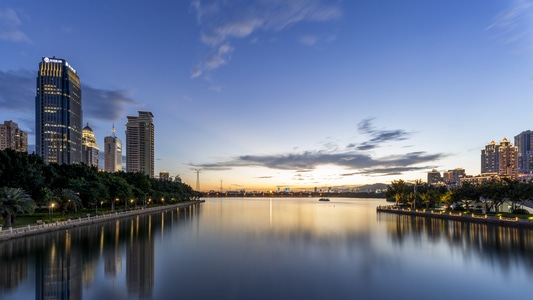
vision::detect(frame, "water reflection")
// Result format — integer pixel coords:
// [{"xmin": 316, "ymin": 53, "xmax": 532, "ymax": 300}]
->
[
  {"xmin": 378, "ymin": 212, "xmax": 533, "ymax": 274},
  {"xmin": 0, "ymin": 205, "xmax": 199, "ymax": 300},
  {"xmin": 1, "ymin": 200, "xmax": 532, "ymax": 300}
]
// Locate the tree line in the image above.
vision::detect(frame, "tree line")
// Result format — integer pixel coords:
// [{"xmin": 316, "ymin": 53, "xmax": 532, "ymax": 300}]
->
[
  {"xmin": 385, "ymin": 178, "xmax": 533, "ymax": 213},
  {"xmin": 0, "ymin": 149, "xmax": 200, "ymax": 227}
]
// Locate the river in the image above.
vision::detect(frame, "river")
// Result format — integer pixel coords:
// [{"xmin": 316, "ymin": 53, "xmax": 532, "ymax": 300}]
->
[{"xmin": 1, "ymin": 197, "xmax": 532, "ymax": 299}]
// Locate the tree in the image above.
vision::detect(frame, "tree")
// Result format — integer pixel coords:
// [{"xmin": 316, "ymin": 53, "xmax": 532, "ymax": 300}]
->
[
  {"xmin": 53, "ymin": 188, "xmax": 82, "ymax": 216},
  {"xmin": 0, "ymin": 187, "xmax": 35, "ymax": 227},
  {"xmin": 386, "ymin": 180, "xmax": 409, "ymax": 206}
]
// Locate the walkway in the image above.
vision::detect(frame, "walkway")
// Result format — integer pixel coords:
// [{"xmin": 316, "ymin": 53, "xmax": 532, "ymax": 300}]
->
[
  {"xmin": 376, "ymin": 205, "xmax": 533, "ymax": 228},
  {"xmin": 0, "ymin": 200, "xmax": 205, "ymax": 241}
]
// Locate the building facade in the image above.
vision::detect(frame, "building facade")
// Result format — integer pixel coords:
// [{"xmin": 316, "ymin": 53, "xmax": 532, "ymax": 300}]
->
[
  {"xmin": 514, "ymin": 130, "xmax": 533, "ymax": 174},
  {"xmin": 427, "ymin": 169, "xmax": 442, "ymax": 185},
  {"xmin": 481, "ymin": 138, "xmax": 518, "ymax": 179},
  {"xmin": 126, "ymin": 111, "xmax": 154, "ymax": 178},
  {"xmin": 0, "ymin": 120, "xmax": 28, "ymax": 152},
  {"xmin": 82, "ymin": 124, "xmax": 99, "ymax": 168},
  {"xmin": 35, "ymin": 57, "xmax": 82, "ymax": 164},
  {"xmin": 498, "ymin": 138, "xmax": 518, "ymax": 178},
  {"xmin": 481, "ymin": 140, "xmax": 499, "ymax": 173},
  {"xmin": 104, "ymin": 126, "xmax": 123, "ymax": 172}
]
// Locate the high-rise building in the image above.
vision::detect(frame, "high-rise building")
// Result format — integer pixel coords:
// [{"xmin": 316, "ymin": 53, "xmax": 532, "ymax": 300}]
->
[
  {"xmin": 82, "ymin": 123, "xmax": 99, "ymax": 168},
  {"xmin": 514, "ymin": 130, "xmax": 533, "ymax": 174},
  {"xmin": 126, "ymin": 111, "xmax": 154, "ymax": 177},
  {"xmin": 481, "ymin": 140, "xmax": 499, "ymax": 174},
  {"xmin": 104, "ymin": 126, "xmax": 123, "ymax": 172},
  {"xmin": 35, "ymin": 57, "xmax": 82, "ymax": 164},
  {"xmin": 498, "ymin": 137, "xmax": 518, "ymax": 178},
  {"xmin": 481, "ymin": 138, "xmax": 518, "ymax": 178},
  {"xmin": 0, "ymin": 120, "xmax": 28, "ymax": 153}
]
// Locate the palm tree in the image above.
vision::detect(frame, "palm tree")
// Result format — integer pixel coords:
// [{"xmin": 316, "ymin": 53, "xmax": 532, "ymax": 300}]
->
[
  {"xmin": 0, "ymin": 187, "xmax": 35, "ymax": 227},
  {"xmin": 53, "ymin": 188, "xmax": 82, "ymax": 216}
]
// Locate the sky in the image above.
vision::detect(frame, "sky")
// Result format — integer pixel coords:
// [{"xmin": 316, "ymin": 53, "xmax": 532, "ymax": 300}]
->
[{"xmin": 1, "ymin": 0, "xmax": 533, "ymax": 192}]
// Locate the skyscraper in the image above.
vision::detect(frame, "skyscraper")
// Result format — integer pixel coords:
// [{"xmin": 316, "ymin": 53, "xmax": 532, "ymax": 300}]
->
[
  {"xmin": 0, "ymin": 120, "xmax": 28, "ymax": 153},
  {"xmin": 104, "ymin": 126, "xmax": 123, "ymax": 172},
  {"xmin": 35, "ymin": 57, "xmax": 82, "ymax": 164},
  {"xmin": 82, "ymin": 123, "xmax": 99, "ymax": 168},
  {"xmin": 514, "ymin": 130, "xmax": 533, "ymax": 174},
  {"xmin": 126, "ymin": 111, "xmax": 154, "ymax": 177}
]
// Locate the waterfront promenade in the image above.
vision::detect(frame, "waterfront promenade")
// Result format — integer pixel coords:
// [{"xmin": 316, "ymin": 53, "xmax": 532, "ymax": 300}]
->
[
  {"xmin": 377, "ymin": 205, "xmax": 533, "ymax": 228},
  {"xmin": 0, "ymin": 200, "xmax": 205, "ymax": 241}
]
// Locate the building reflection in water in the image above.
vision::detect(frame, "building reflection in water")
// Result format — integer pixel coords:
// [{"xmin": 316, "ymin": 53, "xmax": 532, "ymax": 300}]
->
[
  {"xmin": 35, "ymin": 231, "xmax": 83, "ymax": 300},
  {"xmin": 378, "ymin": 213, "xmax": 533, "ymax": 273},
  {"xmin": 126, "ymin": 215, "xmax": 154, "ymax": 299},
  {"xmin": 0, "ymin": 205, "xmax": 199, "ymax": 299}
]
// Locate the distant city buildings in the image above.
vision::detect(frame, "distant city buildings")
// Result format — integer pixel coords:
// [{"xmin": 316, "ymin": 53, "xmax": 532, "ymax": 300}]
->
[
  {"xmin": 35, "ymin": 57, "xmax": 82, "ymax": 164},
  {"xmin": 427, "ymin": 169, "xmax": 441, "ymax": 185},
  {"xmin": 126, "ymin": 111, "xmax": 155, "ymax": 178},
  {"xmin": 514, "ymin": 130, "xmax": 533, "ymax": 174},
  {"xmin": 0, "ymin": 120, "xmax": 28, "ymax": 153},
  {"xmin": 104, "ymin": 126, "xmax": 123, "ymax": 172},
  {"xmin": 480, "ymin": 138, "xmax": 518, "ymax": 179},
  {"xmin": 159, "ymin": 171, "xmax": 170, "ymax": 181},
  {"xmin": 82, "ymin": 123, "xmax": 99, "ymax": 167}
]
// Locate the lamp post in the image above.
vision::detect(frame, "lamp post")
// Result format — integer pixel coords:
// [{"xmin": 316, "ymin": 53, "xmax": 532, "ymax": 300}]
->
[
  {"xmin": 130, "ymin": 199, "xmax": 134, "ymax": 210},
  {"xmin": 50, "ymin": 203, "xmax": 55, "ymax": 221}
]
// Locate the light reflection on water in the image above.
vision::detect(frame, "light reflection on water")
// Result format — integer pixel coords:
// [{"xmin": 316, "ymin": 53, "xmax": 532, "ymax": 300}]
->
[{"xmin": 0, "ymin": 198, "xmax": 532, "ymax": 300}]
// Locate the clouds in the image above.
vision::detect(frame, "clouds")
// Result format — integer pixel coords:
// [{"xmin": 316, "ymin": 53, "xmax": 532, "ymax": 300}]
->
[
  {"xmin": 0, "ymin": 70, "xmax": 139, "ymax": 124},
  {"xmin": 353, "ymin": 118, "xmax": 409, "ymax": 150},
  {"xmin": 0, "ymin": 8, "xmax": 31, "ymax": 43},
  {"xmin": 486, "ymin": 1, "xmax": 533, "ymax": 48},
  {"xmin": 190, "ymin": 0, "xmax": 342, "ymax": 78},
  {"xmin": 190, "ymin": 119, "xmax": 444, "ymax": 178}
]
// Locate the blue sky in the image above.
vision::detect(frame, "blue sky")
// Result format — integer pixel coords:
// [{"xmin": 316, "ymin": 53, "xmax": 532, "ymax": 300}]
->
[{"xmin": 1, "ymin": 0, "xmax": 533, "ymax": 192}]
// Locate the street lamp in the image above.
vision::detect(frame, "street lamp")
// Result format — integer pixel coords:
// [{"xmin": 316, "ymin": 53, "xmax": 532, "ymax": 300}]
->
[
  {"xmin": 130, "ymin": 199, "xmax": 134, "ymax": 210},
  {"xmin": 49, "ymin": 203, "xmax": 55, "ymax": 221}
]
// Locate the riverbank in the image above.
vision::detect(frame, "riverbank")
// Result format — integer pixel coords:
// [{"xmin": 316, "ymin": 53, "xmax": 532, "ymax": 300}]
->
[
  {"xmin": 0, "ymin": 200, "xmax": 205, "ymax": 241},
  {"xmin": 376, "ymin": 205, "xmax": 533, "ymax": 228}
]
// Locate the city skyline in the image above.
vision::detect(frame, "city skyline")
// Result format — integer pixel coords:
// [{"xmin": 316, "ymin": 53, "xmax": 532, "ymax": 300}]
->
[{"xmin": 1, "ymin": 1, "xmax": 533, "ymax": 191}]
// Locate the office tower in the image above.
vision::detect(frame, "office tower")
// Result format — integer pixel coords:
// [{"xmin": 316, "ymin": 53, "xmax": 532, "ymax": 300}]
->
[
  {"xmin": 82, "ymin": 123, "xmax": 99, "ymax": 168},
  {"xmin": 443, "ymin": 168, "xmax": 466, "ymax": 186},
  {"xmin": 481, "ymin": 138, "xmax": 518, "ymax": 178},
  {"xmin": 514, "ymin": 130, "xmax": 533, "ymax": 174},
  {"xmin": 35, "ymin": 57, "xmax": 82, "ymax": 164},
  {"xmin": 104, "ymin": 126, "xmax": 123, "ymax": 172},
  {"xmin": 0, "ymin": 120, "xmax": 28, "ymax": 152},
  {"xmin": 126, "ymin": 111, "xmax": 154, "ymax": 177}
]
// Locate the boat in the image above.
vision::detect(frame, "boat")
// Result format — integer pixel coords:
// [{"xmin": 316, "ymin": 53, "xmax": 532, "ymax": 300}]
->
[{"xmin": 318, "ymin": 198, "xmax": 330, "ymax": 202}]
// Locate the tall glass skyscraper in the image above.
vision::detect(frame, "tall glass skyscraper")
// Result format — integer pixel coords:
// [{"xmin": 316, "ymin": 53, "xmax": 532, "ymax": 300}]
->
[
  {"xmin": 126, "ymin": 111, "xmax": 154, "ymax": 178},
  {"xmin": 35, "ymin": 57, "xmax": 82, "ymax": 164}
]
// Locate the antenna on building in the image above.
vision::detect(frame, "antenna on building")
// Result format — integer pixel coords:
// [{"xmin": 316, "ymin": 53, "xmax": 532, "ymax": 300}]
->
[
  {"xmin": 111, "ymin": 123, "xmax": 116, "ymax": 137},
  {"xmin": 194, "ymin": 169, "xmax": 201, "ymax": 191}
]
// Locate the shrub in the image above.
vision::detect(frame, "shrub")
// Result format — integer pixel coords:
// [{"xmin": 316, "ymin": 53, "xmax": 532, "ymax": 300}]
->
[{"xmin": 511, "ymin": 208, "xmax": 529, "ymax": 215}]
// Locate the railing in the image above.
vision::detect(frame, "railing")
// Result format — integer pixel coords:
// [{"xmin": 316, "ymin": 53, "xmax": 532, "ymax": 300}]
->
[{"xmin": 0, "ymin": 200, "xmax": 204, "ymax": 240}]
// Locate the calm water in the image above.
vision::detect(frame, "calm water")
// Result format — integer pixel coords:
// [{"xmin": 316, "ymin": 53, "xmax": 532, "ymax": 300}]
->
[{"xmin": 1, "ymin": 197, "xmax": 532, "ymax": 300}]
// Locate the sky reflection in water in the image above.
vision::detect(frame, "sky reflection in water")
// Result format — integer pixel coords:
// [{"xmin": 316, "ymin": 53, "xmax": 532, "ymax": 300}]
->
[{"xmin": 1, "ymin": 198, "xmax": 532, "ymax": 300}]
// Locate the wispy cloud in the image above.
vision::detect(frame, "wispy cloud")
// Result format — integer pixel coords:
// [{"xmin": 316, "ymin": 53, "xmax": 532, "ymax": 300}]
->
[
  {"xmin": 0, "ymin": 8, "xmax": 31, "ymax": 43},
  {"xmin": 486, "ymin": 1, "xmax": 533, "ymax": 48},
  {"xmin": 189, "ymin": 0, "xmax": 342, "ymax": 78},
  {"xmin": 189, "ymin": 119, "xmax": 444, "ymax": 178},
  {"xmin": 351, "ymin": 118, "xmax": 410, "ymax": 150},
  {"xmin": 0, "ymin": 70, "xmax": 140, "ymax": 125}
]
